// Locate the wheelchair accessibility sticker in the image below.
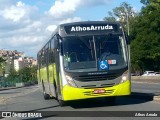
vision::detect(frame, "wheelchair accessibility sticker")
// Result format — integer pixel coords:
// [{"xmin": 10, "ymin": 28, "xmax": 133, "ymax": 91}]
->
[{"xmin": 99, "ymin": 60, "xmax": 109, "ymax": 70}]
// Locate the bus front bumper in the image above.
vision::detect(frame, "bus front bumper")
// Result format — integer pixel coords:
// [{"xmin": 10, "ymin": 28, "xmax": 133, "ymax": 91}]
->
[{"xmin": 62, "ymin": 80, "xmax": 131, "ymax": 101}]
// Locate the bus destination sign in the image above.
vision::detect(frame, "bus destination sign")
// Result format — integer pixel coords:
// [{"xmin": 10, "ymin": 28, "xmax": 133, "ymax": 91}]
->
[
  {"xmin": 71, "ymin": 25, "xmax": 113, "ymax": 32},
  {"xmin": 64, "ymin": 24, "xmax": 119, "ymax": 34}
]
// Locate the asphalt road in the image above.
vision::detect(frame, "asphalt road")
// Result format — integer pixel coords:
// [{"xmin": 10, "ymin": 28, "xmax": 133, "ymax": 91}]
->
[
  {"xmin": 0, "ymin": 82, "xmax": 160, "ymax": 120},
  {"xmin": 132, "ymin": 82, "xmax": 160, "ymax": 95}
]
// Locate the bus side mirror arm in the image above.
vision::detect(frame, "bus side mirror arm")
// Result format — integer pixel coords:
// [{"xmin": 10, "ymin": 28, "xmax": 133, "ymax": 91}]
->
[
  {"xmin": 56, "ymin": 34, "xmax": 62, "ymax": 40},
  {"xmin": 56, "ymin": 34, "xmax": 63, "ymax": 55}
]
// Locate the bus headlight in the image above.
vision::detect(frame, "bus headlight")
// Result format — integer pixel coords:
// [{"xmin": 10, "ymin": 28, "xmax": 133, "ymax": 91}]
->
[
  {"xmin": 65, "ymin": 75, "xmax": 77, "ymax": 87},
  {"xmin": 120, "ymin": 70, "xmax": 128, "ymax": 83},
  {"xmin": 121, "ymin": 76, "xmax": 127, "ymax": 83}
]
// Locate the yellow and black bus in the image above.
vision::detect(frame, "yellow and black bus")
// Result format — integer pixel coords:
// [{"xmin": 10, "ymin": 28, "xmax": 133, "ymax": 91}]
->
[{"xmin": 37, "ymin": 21, "xmax": 131, "ymax": 106}]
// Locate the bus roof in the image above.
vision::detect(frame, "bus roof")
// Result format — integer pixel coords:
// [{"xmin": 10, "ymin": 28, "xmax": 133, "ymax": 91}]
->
[
  {"xmin": 59, "ymin": 21, "xmax": 121, "ymax": 27},
  {"xmin": 38, "ymin": 21, "xmax": 123, "ymax": 54}
]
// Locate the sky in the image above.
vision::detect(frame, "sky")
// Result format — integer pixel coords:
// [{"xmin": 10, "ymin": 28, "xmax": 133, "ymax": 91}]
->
[{"xmin": 0, "ymin": 0, "xmax": 143, "ymax": 58}]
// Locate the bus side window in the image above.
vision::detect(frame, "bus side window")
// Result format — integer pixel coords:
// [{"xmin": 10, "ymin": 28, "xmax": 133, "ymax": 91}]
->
[
  {"xmin": 41, "ymin": 48, "xmax": 45, "ymax": 67},
  {"xmin": 44, "ymin": 44, "xmax": 49, "ymax": 66},
  {"xmin": 54, "ymin": 35, "xmax": 59, "ymax": 49},
  {"xmin": 38, "ymin": 52, "xmax": 41, "ymax": 68},
  {"xmin": 50, "ymin": 38, "xmax": 55, "ymax": 63}
]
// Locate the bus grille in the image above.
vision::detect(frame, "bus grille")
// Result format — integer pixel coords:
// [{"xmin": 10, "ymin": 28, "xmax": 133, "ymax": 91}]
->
[{"xmin": 74, "ymin": 74, "xmax": 120, "ymax": 82}]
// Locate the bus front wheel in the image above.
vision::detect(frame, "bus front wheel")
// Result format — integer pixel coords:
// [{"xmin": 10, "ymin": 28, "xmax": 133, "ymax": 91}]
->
[{"xmin": 57, "ymin": 99, "xmax": 66, "ymax": 106}]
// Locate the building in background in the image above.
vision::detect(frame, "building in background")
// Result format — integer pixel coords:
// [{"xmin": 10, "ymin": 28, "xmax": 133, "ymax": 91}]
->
[
  {"xmin": 14, "ymin": 58, "xmax": 26, "ymax": 71},
  {"xmin": 0, "ymin": 49, "xmax": 37, "ymax": 76}
]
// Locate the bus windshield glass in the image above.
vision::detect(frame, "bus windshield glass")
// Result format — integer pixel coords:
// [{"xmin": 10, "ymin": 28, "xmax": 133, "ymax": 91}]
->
[{"xmin": 62, "ymin": 35, "xmax": 128, "ymax": 72}]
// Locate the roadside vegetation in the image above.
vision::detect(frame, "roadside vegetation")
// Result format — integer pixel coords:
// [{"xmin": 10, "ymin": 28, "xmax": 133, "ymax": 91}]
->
[
  {"xmin": 6, "ymin": 66, "xmax": 38, "ymax": 86},
  {"xmin": 0, "ymin": 56, "xmax": 37, "ymax": 88},
  {"xmin": 104, "ymin": 0, "xmax": 160, "ymax": 74}
]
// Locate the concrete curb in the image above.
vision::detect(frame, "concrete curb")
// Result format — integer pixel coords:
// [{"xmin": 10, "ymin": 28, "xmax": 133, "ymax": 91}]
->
[
  {"xmin": 131, "ymin": 76, "xmax": 160, "ymax": 83},
  {"xmin": 132, "ymin": 81, "xmax": 160, "ymax": 84},
  {"xmin": 0, "ymin": 84, "xmax": 37, "ymax": 91},
  {"xmin": 153, "ymin": 96, "xmax": 160, "ymax": 101},
  {"xmin": 0, "ymin": 86, "xmax": 23, "ymax": 91}
]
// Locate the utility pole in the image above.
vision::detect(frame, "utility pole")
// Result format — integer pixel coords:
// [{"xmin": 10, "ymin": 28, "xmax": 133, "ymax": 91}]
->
[{"xmin": 124, "ymin": 7, "xmax": 131, "ymax": 79}]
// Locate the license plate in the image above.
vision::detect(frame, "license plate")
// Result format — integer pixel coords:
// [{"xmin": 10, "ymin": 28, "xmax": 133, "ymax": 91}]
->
[{"xmin": 93, "ymin": 89, "xmax": 105, "ymax": 94}]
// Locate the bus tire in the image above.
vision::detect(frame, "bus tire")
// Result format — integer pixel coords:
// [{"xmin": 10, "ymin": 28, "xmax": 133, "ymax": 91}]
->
[
  {"xmin": 43, "ymin": 91, "xmax": 50, "ymax": 100},
  {"xmin": 57, "ymin": 99, "xmax": 66, "ymax": 106},
  {"xmin": 42, "ymin": 81, "xmax": 50, "ymax": 100}
]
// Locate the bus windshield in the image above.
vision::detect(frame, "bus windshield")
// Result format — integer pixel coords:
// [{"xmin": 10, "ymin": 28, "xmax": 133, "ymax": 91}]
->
[{"xmin": 62, "ymin": 35, "xmax": 128, "ymax": 72}]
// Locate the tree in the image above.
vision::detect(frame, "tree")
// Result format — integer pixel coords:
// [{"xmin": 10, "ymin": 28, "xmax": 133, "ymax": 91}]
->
[
  {"xmin": 104, "ymin": 1, "xmax": 160, "ymax": 72},
  {"xmin": 103, "ymin": 2, "xmax": 138, "ymax": 32},
  {"xmin": 0, "ymin": 57, "xmax": 5, "ymax": 65},
  {"xmin": 104, "ymin": 11, "xmax": 116, "ymax": 22},
  {"xmin": 140, "ymin": 0, "xmax": 160, "ymax": 5},
  {"xmin": 140, "ymin": 0, "xmax": 150, "ymax": 5},
  {"xmin": 130, "ymin": 0, "xmax": 160, "ymax": 71},
  {"xmin": 0, "ymin": 57, "xmax": 6, "ymax": 76},
  {"xmin": 18, "ymin": 66, "xmax": 37, "ymax": 83}
]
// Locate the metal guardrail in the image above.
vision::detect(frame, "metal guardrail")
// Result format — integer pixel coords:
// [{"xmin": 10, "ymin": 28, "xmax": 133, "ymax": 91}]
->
[
  {"xmin": 131, "ymin": 76, "xmax": 160, "ymax": 83},
  {"xmin": 0, "ymin": 82, "xmax": 38, "ymax": 91},
  {"xmin": 0, "ymin": 80, "xmax": 16, "ymax": 88},
  {"xmin": 0, "ymin": 77, "xmax": 38, "ymax": 89},
  {"xmin": 132, "ymin": 76, "xmax": 160, "ymax": 79}
]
